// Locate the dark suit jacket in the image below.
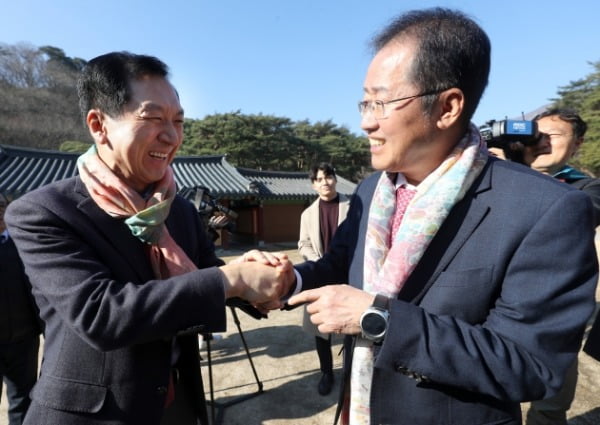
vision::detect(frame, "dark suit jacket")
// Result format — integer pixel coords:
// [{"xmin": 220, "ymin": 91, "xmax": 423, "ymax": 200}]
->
[
  {"xmin": 6, "ymin": 176, "xmax": 227, "ymax": 425},
  {"xmin": 0, "ymin": 236, "xmax": 41, "ymax": 342},
  {"xmin": 296, "ymin": 158, "xmax": 599, "ymax": 425}
]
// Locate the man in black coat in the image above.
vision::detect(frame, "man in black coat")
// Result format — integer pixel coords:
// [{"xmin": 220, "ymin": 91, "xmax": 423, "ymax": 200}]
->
[{"xmin": 0, "ymin": 192, "xmax": 41, "ymax": 425}]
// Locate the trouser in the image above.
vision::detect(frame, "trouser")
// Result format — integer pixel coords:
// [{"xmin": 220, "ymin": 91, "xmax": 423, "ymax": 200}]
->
[
  {"xmin": 0, "ymin": 334, "xmax": 40, "ymax": 425},
  {"xmin": 526, "ymin": 359, "xmax": 578, "ymax": 425},
  {"xmin": 316, "ymin": 335, "xmax": 333, "ymax": 374}
]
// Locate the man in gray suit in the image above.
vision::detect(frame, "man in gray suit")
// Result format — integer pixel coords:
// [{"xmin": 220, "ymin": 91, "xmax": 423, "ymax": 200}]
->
[
  {"xmin": 6, "ymin": 52, "xmax": 291, "ymax": 425},
  {"xmin": 298, "ymin": 163, "xmax": 350, "ymax": 395}
]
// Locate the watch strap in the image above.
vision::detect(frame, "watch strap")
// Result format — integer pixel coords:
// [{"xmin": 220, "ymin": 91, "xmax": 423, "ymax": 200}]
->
[{"xmin": 372, "ymin": 293, "xmax": 390, "ymax": 311}]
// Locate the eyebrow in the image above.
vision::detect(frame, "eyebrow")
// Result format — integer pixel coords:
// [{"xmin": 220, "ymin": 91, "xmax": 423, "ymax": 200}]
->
[
  {"xmin": 140, "ymin": 102, "xmax": 184, "ymax": 117},
  {"xmin": 363, "ymin": 85, "xmax": 390, "ymax": 95}
]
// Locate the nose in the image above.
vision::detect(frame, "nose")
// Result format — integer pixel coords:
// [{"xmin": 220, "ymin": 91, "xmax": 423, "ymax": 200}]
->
[
  {"xmin": 159, "ymin": 121, "xmax": 183, "ymax": 147},
  {"xmin": 360, "ymin": 111, "xmax": 379, "ymax": 134},
  {"xmin": 536, "ymin": 133, "xmax": 552, "ymax": 150}
]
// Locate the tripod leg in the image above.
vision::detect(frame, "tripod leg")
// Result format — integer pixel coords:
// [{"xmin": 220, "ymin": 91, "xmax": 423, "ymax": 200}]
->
[{"xmin": 229, "ymin": 307, "xmax": 263, "ymax": 392}]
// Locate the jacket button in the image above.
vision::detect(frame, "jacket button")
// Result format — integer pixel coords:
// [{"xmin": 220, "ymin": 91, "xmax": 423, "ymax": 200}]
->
[{"xmin": 157, "ymin": 386, "xmax": 167, "ymax": 394}]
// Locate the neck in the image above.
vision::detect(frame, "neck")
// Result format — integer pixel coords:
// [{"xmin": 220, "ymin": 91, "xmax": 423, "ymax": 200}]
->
[{"xmin": 320, "ymin": 193, "xmax": 338, "ymax": 201}]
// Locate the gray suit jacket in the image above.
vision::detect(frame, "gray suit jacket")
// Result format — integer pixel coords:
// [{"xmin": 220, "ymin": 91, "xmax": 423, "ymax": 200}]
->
[
  {"xmin": 297, "ymin": 158, "xmax": 599, "ymax": 425},
  {"xmin": 6, "ymin": 176, "xmax": 226, "ymax": 425}
]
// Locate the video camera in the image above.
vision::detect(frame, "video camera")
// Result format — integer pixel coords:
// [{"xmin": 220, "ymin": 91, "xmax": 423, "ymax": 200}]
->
[
  {"xmin": 479, "ymin": 119, "xmax": 541, "ymax": 149},
  {"xmin": 192, "ymin": 186, "xmax": 238, "ymax": 220}
]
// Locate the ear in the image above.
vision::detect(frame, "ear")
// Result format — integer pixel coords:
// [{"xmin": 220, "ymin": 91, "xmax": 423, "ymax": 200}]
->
[
  {"xmin": 571, "ymin": 136, "xmax": 584, "ymax": 157},
  {"xmin": 436, "ymin": 88, "xmax": 464, "ymax": 130},
  {"xmin": 86, "ymin": 109, "xmax": 108, "ymax": 145}
]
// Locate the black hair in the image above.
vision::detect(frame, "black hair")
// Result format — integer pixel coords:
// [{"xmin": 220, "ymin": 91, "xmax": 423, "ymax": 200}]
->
[
  {"xmin": 309, "ymin": 162, "xmax": 337, "ymax": 182},
  {"xmin": 371, "ymin": 7, "xmax": 490, "ymax": 124},
  {"xmin": 77, "ymin": 51, "xmax": 170, "ymax": 124},
  {"xmin": 534, "ymin": 108, "xmax": 587, "ymax": 139}
]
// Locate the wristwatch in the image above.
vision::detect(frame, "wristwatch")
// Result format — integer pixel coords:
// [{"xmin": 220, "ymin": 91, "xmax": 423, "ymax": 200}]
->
[{"xmin": 359, "ymin": 294, "xmax": 390, "ymax": 343}]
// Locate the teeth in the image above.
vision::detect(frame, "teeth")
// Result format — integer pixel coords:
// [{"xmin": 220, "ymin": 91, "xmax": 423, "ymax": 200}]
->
[
  {"xmin": 369, "ymin": 139, "xmax": 384, "ymax": 147},
  {"xmin": 150, "ymin": 151, "xmax": 168, "ymax": 159}
]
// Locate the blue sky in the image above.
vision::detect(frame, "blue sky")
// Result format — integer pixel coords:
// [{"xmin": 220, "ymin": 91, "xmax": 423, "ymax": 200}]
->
[{"xmin": 1, "ymin": 1, "xmax": 598, "ymax": 136}]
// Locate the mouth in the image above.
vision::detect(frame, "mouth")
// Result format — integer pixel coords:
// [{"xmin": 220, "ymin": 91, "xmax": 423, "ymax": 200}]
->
[
  {"xmin": 149, "ymin": 151, "xmax": 169, "ymax": 160},
  {"xmin": 369, "ymin": 138, "xmax": 385, "ymax": 147}
]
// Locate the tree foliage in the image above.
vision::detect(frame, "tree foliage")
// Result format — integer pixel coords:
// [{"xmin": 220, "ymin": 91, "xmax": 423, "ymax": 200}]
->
[
  {"xmin": 3, "ymin": 41, "xmax": 598, "ymax": 180},
  {"xmin": 180, "ymin": 111, "xmax": 370, "ymax": 181},
  {"xmin": 0, "ymin": 42, "xmax": 89, "ymax": 149}
]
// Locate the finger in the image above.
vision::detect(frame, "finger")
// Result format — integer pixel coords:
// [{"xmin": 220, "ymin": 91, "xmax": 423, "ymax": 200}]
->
[
  {"xmin": 240, "ymin": 249, "xmax": 272, "ymax": 264},
  {"xmin": 288, "ymin": 289, "xmax": 321, "ymax": 306},
  {"xmin": 262, "ymin": 251, "xmax": 290, "ymax": 267}
]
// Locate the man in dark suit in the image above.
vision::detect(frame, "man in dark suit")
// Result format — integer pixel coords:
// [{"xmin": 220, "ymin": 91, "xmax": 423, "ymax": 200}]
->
[
  {"xmin": 0, "ymin": 192, "xmax": 41, "ymax": 425},
  {"xmin": 283, "ymin": 8, "xmax": 598, "ymax": 425},
  {"xmin": 5, "ymin": 52, "xmax": 291, "ymax": 425}
]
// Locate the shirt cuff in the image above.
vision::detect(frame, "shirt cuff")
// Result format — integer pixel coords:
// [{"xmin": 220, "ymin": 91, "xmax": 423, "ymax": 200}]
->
[{"xmin": 280, "ymin": 269, "xmax": 303, "ymax": 302}]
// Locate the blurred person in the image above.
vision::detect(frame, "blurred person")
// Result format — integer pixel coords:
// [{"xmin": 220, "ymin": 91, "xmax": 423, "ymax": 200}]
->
[
  {"xmin": 0, "ymin": 192, "xmax": 41, "ymax": 425},
  {"xmin": 525, "ymin": 108, "xmax": 600, "ymax": 226},
  {"xmin": 277, "ymin": 8, "xmax": 598, "ymax": 425},
  {"xmin": 522, "ymin": 108, "xmax": 600, "ymax": 425},
  {"xmin": 5, "ymin": 51, "xmax": 291, "ymax": 425},
  {"xmin": 298, "ymin": 162, "xmax": 350, "ymax": 395}
]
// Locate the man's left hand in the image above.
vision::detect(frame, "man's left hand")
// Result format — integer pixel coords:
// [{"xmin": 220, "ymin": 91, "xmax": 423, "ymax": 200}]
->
[{"xmin": 288, "ymin": 285, "xmax": 374, "ymax": 335}]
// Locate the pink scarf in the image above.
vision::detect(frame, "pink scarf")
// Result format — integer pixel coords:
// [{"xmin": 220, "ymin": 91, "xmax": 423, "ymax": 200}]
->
[{"xmin": 77, "ymin": 146, "xmax": 197, "ymax": 278}]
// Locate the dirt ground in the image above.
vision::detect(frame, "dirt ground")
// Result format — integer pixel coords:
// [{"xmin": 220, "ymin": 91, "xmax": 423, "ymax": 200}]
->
[{"xmin": 1, "ymin": 242, "xmax": 599, "ymax": 425}]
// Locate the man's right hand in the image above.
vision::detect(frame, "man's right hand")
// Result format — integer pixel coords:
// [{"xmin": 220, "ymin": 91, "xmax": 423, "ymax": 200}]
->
[{"xmin": 219, "ymin": 258, "xmax": 295, "ymax": 310}]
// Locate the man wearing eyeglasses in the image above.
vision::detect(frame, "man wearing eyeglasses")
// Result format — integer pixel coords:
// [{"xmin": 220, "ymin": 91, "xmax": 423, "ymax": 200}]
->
[
  {"xmin": 280, "ymin": 7, "xmax": 598, "ymax": 425},
  {"xmin": 518, "ymin": 108, "xmax": 600, "ymax": 425}
]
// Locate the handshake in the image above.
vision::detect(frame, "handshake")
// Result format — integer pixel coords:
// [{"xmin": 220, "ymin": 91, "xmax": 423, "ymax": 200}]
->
[
  {"xmin": 219, "ymin": 249, "xmax": 374, "ymax": 336},
  {"xmin": 219, "ymin": 249, "xmax": 297, "ymax": 316}
]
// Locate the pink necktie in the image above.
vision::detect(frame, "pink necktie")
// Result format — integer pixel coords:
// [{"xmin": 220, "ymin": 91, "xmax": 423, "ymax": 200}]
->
[{"xmin": 390, "ymin": 185, "xmax": 416, "ymax": 245}]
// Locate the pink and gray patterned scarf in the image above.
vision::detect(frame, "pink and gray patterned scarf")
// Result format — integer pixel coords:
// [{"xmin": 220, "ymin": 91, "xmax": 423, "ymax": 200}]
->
[{"xmin": 77, "ymin": 145, "xmax": 196, "ymax": 279}]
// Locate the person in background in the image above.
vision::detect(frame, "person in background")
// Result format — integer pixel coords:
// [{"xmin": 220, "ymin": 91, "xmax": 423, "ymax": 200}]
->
[
  {"xmin": 280, "ymin": 8, "xmax": 597, "ymax": 424},
  {"xmin": 0, "ymin": 192, "xmax": 41, "ymax": 425},
  {"xmin": 522, "ymin": 108, "xmax": 600, "ymax": 425},
  {"xmin": 298, "ymin": 162, "xmax": 350, "ymax": 395},
  {"xmin": 5, "ymin": 51, "xmax": 291, "ymax": 425},
  {"xmin": 526, "ymin": 108, "xmax": 600, "ymax": 226}
]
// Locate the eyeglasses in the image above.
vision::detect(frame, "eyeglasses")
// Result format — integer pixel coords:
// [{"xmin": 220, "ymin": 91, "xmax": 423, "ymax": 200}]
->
[{"xmin": 358, "ymin": 89, "xmax": 446, "ymax": 120}]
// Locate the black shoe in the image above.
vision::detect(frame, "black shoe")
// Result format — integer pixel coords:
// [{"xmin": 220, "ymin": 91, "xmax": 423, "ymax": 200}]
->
[{"xmin": 318, "ymin": 372, "xmax": 334, "ymax": 396}]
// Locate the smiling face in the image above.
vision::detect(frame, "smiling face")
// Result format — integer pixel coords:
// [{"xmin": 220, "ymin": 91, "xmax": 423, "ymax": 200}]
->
[
  {"xmin": 360, "ymin": 40, "xmax": 459, "ymax": 185},
  {"xmin": 89, "ymin": 75, "xmax": 184, "ymax": 192},
  {"xmin": 312, "ymin": 170, "xmax": 338, "ymax": 201}
]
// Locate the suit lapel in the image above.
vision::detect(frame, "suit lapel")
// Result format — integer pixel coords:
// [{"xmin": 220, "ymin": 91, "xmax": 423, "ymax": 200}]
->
[
  {"xmin": 73, "ymin": 178, "xmax": 154, "ymax": 282},
  {"xmin": 399, "ymin": 161, "xmax": 493, "ymax": 303}
]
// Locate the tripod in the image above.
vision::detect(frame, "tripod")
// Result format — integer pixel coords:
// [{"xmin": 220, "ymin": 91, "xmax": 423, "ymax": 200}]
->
[{"xmin": 203, "ymin": 306, "xmax": 264, "ymax": 425}]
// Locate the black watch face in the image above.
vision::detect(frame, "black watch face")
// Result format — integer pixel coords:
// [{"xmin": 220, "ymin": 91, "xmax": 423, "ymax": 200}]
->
[{"xmin": 363, "ymin": 312, "xmax": 386, "ymax": 335}]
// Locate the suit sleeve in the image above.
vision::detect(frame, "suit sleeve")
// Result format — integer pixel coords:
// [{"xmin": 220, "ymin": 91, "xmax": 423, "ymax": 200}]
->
[
  {"xmin": 6, "ymin": 194, "xmax": 227, "ymax": 352},
  {"xmin": 298, "ymin": 208, "xmax": 320, "ymax": 261},
  {"xmin": 376, "ymin": 188, "xmax": 598, "ymax": 401}
]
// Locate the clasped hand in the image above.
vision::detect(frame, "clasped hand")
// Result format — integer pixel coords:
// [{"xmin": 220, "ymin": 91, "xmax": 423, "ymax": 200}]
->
[
  {"xmin": 219, "ymin": 249, "xmax": 296, "ymax": 314},
  {"xmin": 223, "ymin": 249, "xmax": 375, "ymax": 333}
]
